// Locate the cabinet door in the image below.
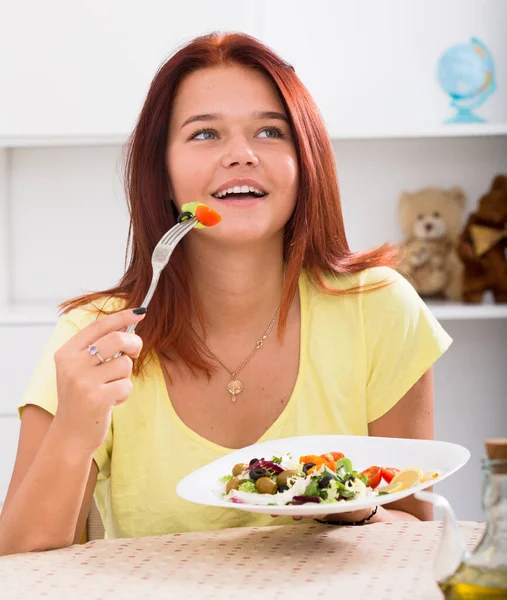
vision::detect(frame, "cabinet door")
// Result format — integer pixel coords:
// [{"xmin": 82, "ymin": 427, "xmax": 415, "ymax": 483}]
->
[
  {"xmin": 0, "ymin": 324, "xmax": 54, "ymax": 506},
  {"xmin": 0, "ymin": 325, "xmax": 55, "ymax": 415},
  {"xmin": 0, "ymin": 1, "xmax": 259, "ymax": 138},
  {"xmin": 257, "ymin": 0, "xmax": 507, "ymax": 136}
]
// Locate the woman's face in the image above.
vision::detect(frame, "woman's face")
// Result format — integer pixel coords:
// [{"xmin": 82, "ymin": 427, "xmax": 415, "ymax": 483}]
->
[{"xmin": 166, "ymin": 64, "xmax": 298, "ymax": 244}]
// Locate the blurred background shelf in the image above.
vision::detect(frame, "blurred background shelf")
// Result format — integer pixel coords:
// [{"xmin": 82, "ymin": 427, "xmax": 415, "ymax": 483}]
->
[
  {"xmin": 1, "ymin": 123, "xmax": 507, "ymax": 148},
  {"xmin": 1, "ymin": 300, "xmax": 507, "ymax": 326},
  {"xmin": 427, "ymin": 301, "xmax": 507, "ymax": 320}
]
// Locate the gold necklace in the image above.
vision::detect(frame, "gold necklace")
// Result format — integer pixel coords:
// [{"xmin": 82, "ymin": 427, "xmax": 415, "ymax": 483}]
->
[{"xmin": 194, "ymin": 307, "xmax": 280, "ymax": 402}]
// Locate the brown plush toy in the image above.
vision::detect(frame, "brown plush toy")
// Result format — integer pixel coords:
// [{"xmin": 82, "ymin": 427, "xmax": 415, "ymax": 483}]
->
[
  {"xmin": 457, "ymin": 174, "xmax": 507, "ymax": 303},
  {"xmin": 398, "ymin": 186, "xmax": 465, "ymax": 300}
]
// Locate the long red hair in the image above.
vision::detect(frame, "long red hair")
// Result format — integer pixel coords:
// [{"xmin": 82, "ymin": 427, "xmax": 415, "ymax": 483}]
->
[{"xmin": 60, "ymin": 32, "xmax": 397, "ymax": 375}]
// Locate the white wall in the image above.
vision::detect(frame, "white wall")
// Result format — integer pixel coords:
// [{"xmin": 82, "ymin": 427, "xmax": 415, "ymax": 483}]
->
[{"xmin": 2, "ymin": 0, "xmax": 506, "ymax": 140}]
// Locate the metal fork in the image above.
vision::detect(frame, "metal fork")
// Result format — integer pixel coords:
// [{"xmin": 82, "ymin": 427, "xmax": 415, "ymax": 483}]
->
[{"xmin": 112, "ymin": 216, "xmax": 198, "ymax": 357}]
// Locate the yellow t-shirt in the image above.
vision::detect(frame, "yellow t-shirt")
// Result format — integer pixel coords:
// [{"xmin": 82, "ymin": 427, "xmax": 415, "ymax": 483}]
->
[{"xmin": 19, "ymin": 267, "xmax": 451, "ymax": 538}]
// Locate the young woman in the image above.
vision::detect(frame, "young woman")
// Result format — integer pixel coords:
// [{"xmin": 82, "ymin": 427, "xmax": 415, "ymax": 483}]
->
[{"xmin": 0, "ymin": 32, "xmax": 451, "ymax": 555}]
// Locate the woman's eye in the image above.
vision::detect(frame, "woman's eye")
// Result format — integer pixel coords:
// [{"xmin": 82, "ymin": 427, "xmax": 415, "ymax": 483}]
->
[
  {"xmin": 191, "ymin": 129, "xmax": 217, "ymax": 140},
  {"xmin": 257, "ymin": 127, "xmax": 284, "ymax": 139}
]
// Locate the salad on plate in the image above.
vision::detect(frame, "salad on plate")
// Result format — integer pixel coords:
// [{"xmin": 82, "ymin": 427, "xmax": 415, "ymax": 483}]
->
[{"xmin": 220, "ymin": 451, "xmax": 439, "ymax": 507}]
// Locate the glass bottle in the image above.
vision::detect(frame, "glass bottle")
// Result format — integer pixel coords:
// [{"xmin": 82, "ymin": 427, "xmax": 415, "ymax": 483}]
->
[{"xmin": 438, "ymin": 438, "xmax": 507, "ymax": 599}]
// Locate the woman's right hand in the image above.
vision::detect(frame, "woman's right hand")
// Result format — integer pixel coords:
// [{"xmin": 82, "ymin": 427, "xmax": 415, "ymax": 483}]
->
[{"xmin": 52, "ymin": 308, "xmax": 146, "ymax": 456}]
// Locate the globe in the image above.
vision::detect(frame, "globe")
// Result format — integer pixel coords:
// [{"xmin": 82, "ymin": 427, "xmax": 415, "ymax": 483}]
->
[{"xmin": 437, "ymin": 37, "xmax": 496, "ymax": 124}]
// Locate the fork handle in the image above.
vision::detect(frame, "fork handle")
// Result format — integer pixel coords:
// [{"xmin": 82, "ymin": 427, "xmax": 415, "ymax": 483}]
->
[{"xmin": 111, "ymin": 269, "xmax": 163, "ymax": 359}]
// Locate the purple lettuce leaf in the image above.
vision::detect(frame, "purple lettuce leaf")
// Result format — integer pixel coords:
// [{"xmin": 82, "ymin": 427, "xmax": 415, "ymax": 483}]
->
[{"xmin": 291, "ymin": 495, "xmax": 322, "ymax": 505}]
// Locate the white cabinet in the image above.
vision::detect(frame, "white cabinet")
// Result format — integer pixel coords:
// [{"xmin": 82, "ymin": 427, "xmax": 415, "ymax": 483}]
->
[
  {"xmin": 0, "ymin": 1, "xmax": 506, "ymax": 521},
  {"xmin": 0, "ymin": 0, "xmax": 259, "ymax": 140},
  {"xmin": 2, "ymin": 1, "xmax": 506, "ymax": 142},
  {"xmin": 0, "ymin": 325, "xmax": 54, "ymax": 505},
  {"xmin": 0, "ymin": 325, "xmax": 55, "ymax": 415},
  {"xmin": 256, "ymin": 0, "xmax": 507, "ymax": 138},
  {"xmin": 0, "ymin": 418, "xmax": 20, "ymax": 508}
]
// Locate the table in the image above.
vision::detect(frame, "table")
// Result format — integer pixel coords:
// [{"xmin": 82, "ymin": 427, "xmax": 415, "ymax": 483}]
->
[{"xmin": 0, "ymin": 521, "xmax": 484, "ymax": 599}]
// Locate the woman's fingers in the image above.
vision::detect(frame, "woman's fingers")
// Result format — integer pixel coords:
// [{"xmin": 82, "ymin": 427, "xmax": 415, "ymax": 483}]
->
[
  {"xmin": 65, "ymin": 308, "xmax": 146, "ymax": 354},
  {"xmin": 101, "ymin": 379, "xmax": 134, "ymax": 406},
  {"xmin": 83, "ymin": 330, "xmax": 143, "ymax": 364},
  {"xmin": 94, "ymin": 355, "xmax": 134, "ymax": 384}
]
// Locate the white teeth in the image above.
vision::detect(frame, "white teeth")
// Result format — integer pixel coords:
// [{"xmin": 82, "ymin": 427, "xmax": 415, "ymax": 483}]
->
[{"xmin": 214, "ymin": 184, "xmax": 266, "ymax": 198}]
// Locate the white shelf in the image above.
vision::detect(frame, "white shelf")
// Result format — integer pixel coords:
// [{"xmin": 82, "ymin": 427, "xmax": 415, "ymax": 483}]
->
[
  {"xmin": 0, "ymin": 123, "xmax": 506, "ymax": 148},
  {"xmin": 0, "ymin": 135, "xmax": 128, "ymax": 148},
  {"xmin": 333, "ymin": 123, "xmax": 507, "ymax": 140},
  {"xmin": 0, "ymin": 305, "xmax": 59, "ymax": 326},
  {"xmin": 1, "ymin": 301, "xmax": 507, "ymax": 326},
  {"xmin": 426, "ymin": 301, "xmax": 507, "ymax": 321}
]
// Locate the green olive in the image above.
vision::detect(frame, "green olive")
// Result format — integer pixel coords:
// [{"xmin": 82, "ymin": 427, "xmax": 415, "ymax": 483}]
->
[
  {"xmin": 232, "ymin": 463, "xmax": 248, "ymax": 477},
  {"xmin": 255, "ymin": 477, "xmax": 277, "ymax": 494},
  {"xmin": 276, "ymin": 470, "xmax": 299, "ymax": 487},
  {"xmin": 226, "ymin": 477, "xmax": 241, "ymax": 493}
]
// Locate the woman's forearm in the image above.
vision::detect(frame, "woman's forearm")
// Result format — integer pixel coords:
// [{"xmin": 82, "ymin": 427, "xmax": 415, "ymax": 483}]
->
[
  {"xmin": 0, "ymin": 422, "xmax": 94, "ymax": 556},
  {"xmin": 368, "ymin": 506, "xmax": 420, "ymax": 523}
]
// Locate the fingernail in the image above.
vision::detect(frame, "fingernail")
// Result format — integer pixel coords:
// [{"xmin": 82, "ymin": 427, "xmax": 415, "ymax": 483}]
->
[{"xmin": 133, "ymin": 307, "xmax": 147, "ymax": 315}]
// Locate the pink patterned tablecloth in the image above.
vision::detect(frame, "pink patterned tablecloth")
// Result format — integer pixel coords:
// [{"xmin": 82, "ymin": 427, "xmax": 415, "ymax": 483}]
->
[{"xmin": 0, "ymin": 521, "xmax": 484, "ymax": 600}]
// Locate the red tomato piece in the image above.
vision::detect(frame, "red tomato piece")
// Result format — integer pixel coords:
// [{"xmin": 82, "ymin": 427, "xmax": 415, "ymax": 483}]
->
[
  {"xmin": 320, "ymin": 452, "xmax": 345, "ymax": 462},
  {"xmin": 329, "ymin": 452, "xmax": 345, "ymax": 461},
  {"xmin": 381, "ymin": 467, "xmax": 400, "ymax": 484},
  {"xmin": 360, "ymin": 466, "xmax": 382, "ymax": 489},
  {"xmin": 195, "ymin": 205, "xmax": 222, "ymax": 227}
]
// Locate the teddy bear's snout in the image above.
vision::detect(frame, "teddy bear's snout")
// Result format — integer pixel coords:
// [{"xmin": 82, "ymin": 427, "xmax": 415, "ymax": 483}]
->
[{"xmin": 415, "ymin": 216, "xmax": 447, "ymax": 240}]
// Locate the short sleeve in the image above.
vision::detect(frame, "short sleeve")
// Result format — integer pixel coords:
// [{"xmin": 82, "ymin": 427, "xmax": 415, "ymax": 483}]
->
[
  {"xmin": 361, "ymin": 267, "xmax": 452, "ymax": 423},
  {"xmin": 18, "ymin": 307, "xmax": 112, "ymax": 479}
]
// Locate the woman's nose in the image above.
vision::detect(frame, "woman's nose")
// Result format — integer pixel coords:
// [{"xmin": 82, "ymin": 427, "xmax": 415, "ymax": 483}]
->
[{"xmin": 220, "ymin": 136, "xmax": 259, "ymax": 169}]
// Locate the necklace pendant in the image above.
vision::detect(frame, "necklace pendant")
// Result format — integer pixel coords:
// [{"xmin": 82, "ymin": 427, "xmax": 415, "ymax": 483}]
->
[{"xmin": 227, "ymin": 378, "xmax": 243, "ymax": 401}]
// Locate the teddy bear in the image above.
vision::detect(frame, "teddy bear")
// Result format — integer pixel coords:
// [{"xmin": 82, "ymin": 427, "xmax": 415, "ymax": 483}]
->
[
  {"xmin": 457, "ymin": 174, "xmax": 507, "ymax": 303},
  {"xmin": 398, "ymin": 186, "xmax": 466, "ymax": 300}
]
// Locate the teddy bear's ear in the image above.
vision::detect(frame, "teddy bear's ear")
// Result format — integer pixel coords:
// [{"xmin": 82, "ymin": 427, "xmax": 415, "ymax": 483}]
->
[
  {"xmin": 398, "ymin": 192, "xmax": 413, "ymax": 234},
  {"xmin": 492, "ymin": 174, "xmax": 507, "ymax": 190},
  {"xmin": 449, "ymin": 187, "xmax": 466, "ymax": 209}
]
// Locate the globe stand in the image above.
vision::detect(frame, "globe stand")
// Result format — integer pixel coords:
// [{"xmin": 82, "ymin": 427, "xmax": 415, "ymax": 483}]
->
[{"xmin": 446, "ymin": 107, "xmax": 486, "ymax": 124}]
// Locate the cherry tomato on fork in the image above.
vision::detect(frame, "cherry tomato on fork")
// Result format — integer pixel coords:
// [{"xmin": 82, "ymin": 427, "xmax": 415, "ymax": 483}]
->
[{"xmin": 360, "ymin": 466, "xmax": 382, "ymax": 489}]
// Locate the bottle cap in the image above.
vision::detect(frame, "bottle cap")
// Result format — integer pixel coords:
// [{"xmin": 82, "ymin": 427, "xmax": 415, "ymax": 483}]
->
[{"xmin": 485, "ymin": 438, "xmax": 507, "ymax": 460}]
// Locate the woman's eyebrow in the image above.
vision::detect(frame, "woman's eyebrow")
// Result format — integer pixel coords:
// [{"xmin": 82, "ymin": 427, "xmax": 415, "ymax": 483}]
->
[
  {"xmin": 253, "ymin": 110, "xmax": 289, "ymax": 123},
  {"xmin": 181, "ymin": 110, "xmax": 289, "ymax": 129},
  {"xmin": 181, "ymin": 113, "xmax": 222, "ymax": 128}
]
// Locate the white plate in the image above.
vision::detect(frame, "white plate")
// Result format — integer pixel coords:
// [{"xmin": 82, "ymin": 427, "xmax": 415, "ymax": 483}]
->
[{"xmin": 176, "ymin": 435, "xmax": 470, "ymax": 517}]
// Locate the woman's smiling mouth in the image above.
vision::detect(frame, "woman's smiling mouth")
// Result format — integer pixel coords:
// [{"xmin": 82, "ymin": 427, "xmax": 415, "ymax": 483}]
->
[{"xmin": 211, "ymin": 179, "xmax": 268, "ymax": 205}]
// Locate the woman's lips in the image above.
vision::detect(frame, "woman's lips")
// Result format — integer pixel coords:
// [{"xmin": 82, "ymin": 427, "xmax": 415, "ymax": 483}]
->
[{"xmin": 213, "ymin": 194, "xmax": 268, "ymax": 207}]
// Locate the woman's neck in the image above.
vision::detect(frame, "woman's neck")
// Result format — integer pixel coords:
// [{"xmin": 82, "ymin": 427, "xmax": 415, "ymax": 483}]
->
[{"xmin": 184, "ymin": 236, "xmax": 285, "ymax": 338}]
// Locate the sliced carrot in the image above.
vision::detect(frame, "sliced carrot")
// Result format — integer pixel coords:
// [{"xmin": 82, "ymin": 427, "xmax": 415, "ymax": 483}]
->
[
  {"xmin": 300, "ymin": 455, "xmax": 325, "ymax": 465},
  {"xmin": 320, "ymin": 453, "xmax": 334, "ymax": 462},
  {"xmin": 308, "ymin": 460, "xmax": 336, "ymax": 475},
  {"xmin": 195, "ymin": 205, "xmax": 221, "ymax": 227}
]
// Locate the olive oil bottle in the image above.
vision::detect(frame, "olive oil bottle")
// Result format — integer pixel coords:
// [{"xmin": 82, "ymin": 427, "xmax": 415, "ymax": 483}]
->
[{"xmin": 439, "ymin": 439, "xmax": 507, "ymax": 599}]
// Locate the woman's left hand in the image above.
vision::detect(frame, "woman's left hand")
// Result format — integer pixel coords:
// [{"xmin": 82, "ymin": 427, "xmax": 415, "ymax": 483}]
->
[
  {"xmin": 270, "ymin": 506, "xmax": 377, "ymax": 523},
  {"xmin": 292, "ymin": 506, "xmax": 374, "ymax": 523}
]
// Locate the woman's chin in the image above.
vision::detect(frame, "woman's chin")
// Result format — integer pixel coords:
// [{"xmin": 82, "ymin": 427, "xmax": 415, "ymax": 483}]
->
[{"xmin": 204, "ymin": 221, "xmax": 281, "ymax": 246}]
